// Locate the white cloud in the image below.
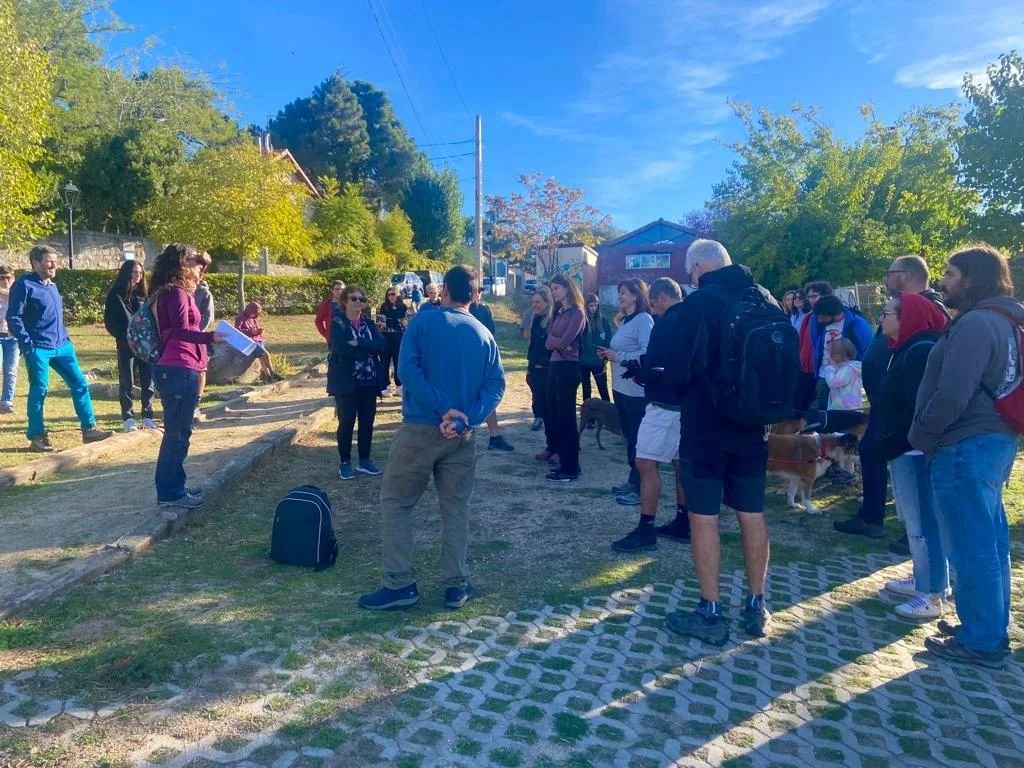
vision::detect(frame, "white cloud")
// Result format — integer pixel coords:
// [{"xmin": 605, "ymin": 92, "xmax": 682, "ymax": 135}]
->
[{"xmin": 499, "ymin": 111, "xmax": 595, "ymax": 143}]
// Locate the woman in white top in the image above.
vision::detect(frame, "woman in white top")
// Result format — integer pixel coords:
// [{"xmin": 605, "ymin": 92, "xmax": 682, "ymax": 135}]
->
[{"xmin": 598, "ymin": 279, "xmax": 655, "ymax": 505}]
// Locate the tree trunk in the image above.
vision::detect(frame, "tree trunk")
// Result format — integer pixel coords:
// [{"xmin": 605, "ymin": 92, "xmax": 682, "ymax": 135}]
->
[{"xmin": 237, "ymin": 256, "xmax": 246, "ymax": 313}]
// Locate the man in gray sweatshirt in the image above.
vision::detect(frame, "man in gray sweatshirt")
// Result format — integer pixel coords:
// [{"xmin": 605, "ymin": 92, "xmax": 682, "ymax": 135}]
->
[{"xmin": 910, "ymin": 244, "xmax": 1022, "ymax": 670}]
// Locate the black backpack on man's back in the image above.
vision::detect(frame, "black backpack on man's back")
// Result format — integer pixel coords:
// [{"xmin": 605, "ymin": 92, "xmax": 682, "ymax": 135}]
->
[
  {"xmin": 270, "ymin": 485, "xmax": 338, "ymax": 570},
  {"xmin": 705, "ymin": 284, "xmax": 800, "ymax": 426}
]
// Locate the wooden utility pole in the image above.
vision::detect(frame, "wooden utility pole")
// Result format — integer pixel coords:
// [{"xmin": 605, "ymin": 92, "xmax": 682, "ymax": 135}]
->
[{"xmin": 475, "ymin": 115, "xmax": 483, "ymax": 277}]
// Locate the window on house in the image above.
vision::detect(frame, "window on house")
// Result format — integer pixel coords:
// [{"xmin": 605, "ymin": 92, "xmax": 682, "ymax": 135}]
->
[{"xmin": 625, "ymin": 252, "xmax": 671, "ymax": 269}]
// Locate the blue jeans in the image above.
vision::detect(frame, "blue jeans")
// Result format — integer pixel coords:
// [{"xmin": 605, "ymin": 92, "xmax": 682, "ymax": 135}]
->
[
  {"xmin": 23, "ymin": 342, "xmax": 96, "ymax": 438},
  {"xmin": 153, "ymin": 365, "xmax": 200, "ymax": 502},
  {"xmin": 889, "ymin": 453, "xmax": 948, "ymax": 595},
  {"xmin": 0, "ymin": 336, "xmax": 18, "ymax": 407},
  {"xmin": 930, "ymin": 433, "xmax": 1017, "ymax": 653}
]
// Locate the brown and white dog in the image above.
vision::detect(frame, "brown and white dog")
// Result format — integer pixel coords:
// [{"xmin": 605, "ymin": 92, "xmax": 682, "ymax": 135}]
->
[
  {"xmin": 766, "ymin": 432, "xmax": 860, "ymax": 514},
  {"xmin": 769, "ymin": 411, "xmax": 869, "ymax": 475},
  {"xmin": 578, "ymin": 398, "xmax": 622, "ymax": 450}
]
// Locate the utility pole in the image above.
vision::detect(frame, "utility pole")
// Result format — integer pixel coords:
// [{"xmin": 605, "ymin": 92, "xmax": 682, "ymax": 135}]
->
[{"xmin": 475, "ymin": 115, "xmax": 483, "ymax": 278}]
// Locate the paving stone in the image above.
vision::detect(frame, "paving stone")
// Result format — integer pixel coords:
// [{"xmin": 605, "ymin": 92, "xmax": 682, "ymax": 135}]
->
[
  {"xmin": 299, "ymin": 746, "xmax": 335, "ymax": 758},
  {"xmin": 269, "ymin": 750, "xmax": 299, "ymax": 768}
]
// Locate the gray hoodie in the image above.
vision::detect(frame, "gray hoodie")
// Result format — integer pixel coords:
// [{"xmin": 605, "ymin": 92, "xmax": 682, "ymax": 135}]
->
[{"xmin": 909, "ymin": 295, "xmax": 1024, "ymax": 457}]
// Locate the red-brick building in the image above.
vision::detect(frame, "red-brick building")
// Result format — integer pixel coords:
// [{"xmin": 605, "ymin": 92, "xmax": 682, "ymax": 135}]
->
[{"xmin": 596, "ymin": 219, "xmax": 698, "ymax": 305}]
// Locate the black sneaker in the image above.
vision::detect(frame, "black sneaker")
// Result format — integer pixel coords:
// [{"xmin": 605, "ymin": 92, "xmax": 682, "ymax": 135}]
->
[
  {"xmin": 611, "ymin": 482, "xmax": 636, "ymax": 495},
  {"xmin": 654, "ymin": 517, "xmax": 691, "ymax": 542},
  {"xmin": 937, "ymin": 619, "xmax": 961, "ymax": 637},
  {"xmin": 444, "ymin": 583, "xmax": 476, "ymax": 609},
  {"xmin": 611, "ymin": 526, "xmax": 657, "ymax": 552},
  {"xmin": 546, "ymin": 470, "xmax": 578, "ymax": 483},
  {"xmin": 833, "ymin": 515, "xmax": 885, "ymax": 539},
  {"xmin": 889, "ymin": 534, "xmax": 910, "ymax": 556},
  {"xmin": 358, "ymin": 583, "xmax": 420, "ymax": 611},
  {"xmin": 665, "ymin": 609, "xmax": 730, "ymax": 646},
  {"xmin": 489, "ymin": 435, "xmax": 515, "ymax": 451},
  {"xmin": 158, "ymin": 492, "xmax": 204, "ymax": 509},
  {"xmin": 924, "ymin": 635, "xmax": 1009, "ymax": 670},
  {"xmin": 739, "ymin": 603, "xmax": 772, "ymax": 638}
]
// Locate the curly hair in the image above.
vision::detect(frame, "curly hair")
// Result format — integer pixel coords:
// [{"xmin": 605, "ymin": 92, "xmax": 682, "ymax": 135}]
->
[{"xmin": 150, "ymin": 244, "xmax": 199, "ymax": 293}]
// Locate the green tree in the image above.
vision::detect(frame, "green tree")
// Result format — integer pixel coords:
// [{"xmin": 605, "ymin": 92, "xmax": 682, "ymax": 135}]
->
[
  {"xmin": 351, "ymin": 80, "xmax": 423, "ymax": 209},
  {"xmin": 141, "ymin": 142, "xmax": 315, "ymax": 309},
  {"xmin": 486, "ymin": 172, "xmax": 611, "ymax": 276},
  {"xmin": 270, "ymin": 74, "xmax": 371, "ymax": 186},
  {"xmin": 0, "ymin": 0, "xmax": 55, "ymax": 247},
  {"xmin": 959, "ymin": 51, "xmax": 1024, "ymax": 254},
  {"xmin": 312, "ymin": 178, "xmax": 389, "ymax": 270},
  {"xmin": 376, "ymin": 207, "xmax": 417, "ymax": 271},
  {"xmin": 403, "ymin": 167, "xmax": 464, "ymax": 261}
]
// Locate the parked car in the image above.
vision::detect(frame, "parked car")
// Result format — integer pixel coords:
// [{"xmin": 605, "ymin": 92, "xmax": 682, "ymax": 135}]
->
[
  {"xmin": 482, "ymin": 276, "xmax": 507, "ymax": 297},
  {"xmin": 390, "ymin": 271, "xmax": 423, "ymax": 298},
  {"xmin": 413, "ymin": 270, "xmax": 443, "ymax": 294},
  {"xmin": 523, "ymin": 279, "xmax": 538, "ymax": 294}
]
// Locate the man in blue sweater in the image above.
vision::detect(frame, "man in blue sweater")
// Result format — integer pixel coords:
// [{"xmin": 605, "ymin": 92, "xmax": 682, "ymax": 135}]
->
[
  {"xmin": 5, "ymin": 246, "xmax": 112, "ymax": 451},
  {"xmin": 360, "ymin": 265, "xmax": 506, "ymax": 611}
]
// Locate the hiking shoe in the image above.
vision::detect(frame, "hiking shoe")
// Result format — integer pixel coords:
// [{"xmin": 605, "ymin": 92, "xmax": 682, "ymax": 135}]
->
[
  {"xmin": 889, "ymin": 534, "xmax": 910, "ymax": 556},
  {"xmin": 546, "ymin": 470, "xmax": 578, "ymax": 483},
  {"xmin": 739, "ymin": 603, "xmax": 772, "ymax": 638},
  {"xmin": 924, "ymin": 635, "xmax": 1008, "ymax": 670},
  {"xmin": 612, "ymin": 482, "xmax": 637, "ymax": 495},
  {"xmin": 488, "ymin": 435, "xmax": 515, "ymax": 452},
  {"xmin": 359, "ymin": 583, "xmax": 420, "ymax": 611},
  {"xmin": 885, "ymin": 578, "xmax": 917, "ymax": 598},
  {"xmin": 611, "ymin": 526, "xmax": 657, "ymax": 552},
  {"xmin": 28, "ymin": 433, "xmax": 54, "ymax": 452},
  {"xmin": 536, "ymin": 449, "xmax": 555, "ymax": 461},
  {"xmin": 665, "ymin": 609, "xmax": 730, "ymax": 647},
  {"xmin": 531, "ymin": 418, "xmax": 544, "ymax": 432},
  {"xmin": 937, "ymin": 619, "xmax": 961, "ymax": 637},
  {"xmin": 896, "ymin": 594, "xmax": 943, "ymax": 620},
  {"xmin": 833, "ymin": 515, "xmax": 885, "ymax": 538},
  {"xmin": 356, "ymin": 459, "xmax": 383, "ymax": 476},
  {"xmin": 123, "ymin": 418, "xmax": 137, "ymax": 433},
  {"xmin": 338, "ymin": 462, "xmax": 355, "ymax": 481},
  {"xmin": 82, "ymin": 427, "xmax": 113, "ymax": 444},
  {"xmin": 0, "ymin": 403, "xmax": 12, "ymax": 415},
  {"xmin": 158, "ymin": 492, "xmax": 204, "ymax": 509},
  {"xmin": 654, "ymin": 517, "xmax": 691, "ymax": 542},
  {"xmin": 141, "ymin": 418, "xmax": 159, "ymax": 430},
  {"xmin": 444, "ymin": 584, "xmax": 476, "ymax": 609},
  {"xmin": 615, "ymin": 491, "xmax": 642, "ymax": 506}
]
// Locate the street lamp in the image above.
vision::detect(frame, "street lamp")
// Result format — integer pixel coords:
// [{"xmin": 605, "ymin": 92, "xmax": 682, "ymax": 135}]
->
[{"xmin": 60, "ymin": 182, "xmax": 80, "ymax": 270}]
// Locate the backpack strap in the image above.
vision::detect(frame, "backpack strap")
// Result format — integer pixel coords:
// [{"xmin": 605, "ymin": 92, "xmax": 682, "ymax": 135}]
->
[{"xmin": 974, "ymin": 308, "xmax": 1021, "ymax": 400}]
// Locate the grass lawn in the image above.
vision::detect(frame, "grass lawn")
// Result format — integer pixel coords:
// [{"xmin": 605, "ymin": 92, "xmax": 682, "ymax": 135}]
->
[{"xmin": 1, "ymin": 299, "xmax": 1022, "ymax": 767}]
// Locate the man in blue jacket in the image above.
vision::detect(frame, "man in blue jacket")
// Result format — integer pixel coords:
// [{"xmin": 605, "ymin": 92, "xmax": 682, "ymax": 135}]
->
[
  {"xmin": 359, "ymin": 265, "xmax": 506, "ymax": 612},
  {"xmin": 807, "ymin": 295, "xmax": 873, "ymax": 409},
  {"xmin": 5, "ymin": 246, "xmax": 112, "ymax": 451}
]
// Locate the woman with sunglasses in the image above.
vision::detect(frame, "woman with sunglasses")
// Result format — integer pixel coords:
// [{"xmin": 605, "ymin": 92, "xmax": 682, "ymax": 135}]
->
[
  {"xmin": 329, "ymin": 285, "xmax": 385, "ymax": 480},
  {"xmin": 378, "ymin": 287, "xmax": 408, "ymax": 396}
]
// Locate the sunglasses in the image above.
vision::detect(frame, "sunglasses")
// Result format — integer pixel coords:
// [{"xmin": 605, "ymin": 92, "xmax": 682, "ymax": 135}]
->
[{"xmin": 349, "ymin": 296, "xmax": 366, "ymax": 303}]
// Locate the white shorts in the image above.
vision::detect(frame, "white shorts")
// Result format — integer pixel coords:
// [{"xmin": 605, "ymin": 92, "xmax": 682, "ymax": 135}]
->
[{"xmin": 635, "ymin": 403, "xmax": 681, "ymax": 463}]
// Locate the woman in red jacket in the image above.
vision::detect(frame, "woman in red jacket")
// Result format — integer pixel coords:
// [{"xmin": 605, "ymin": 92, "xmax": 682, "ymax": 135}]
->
[{"xmin": 315, "ymin": 280, "xmax": 346, "ymax": 341}]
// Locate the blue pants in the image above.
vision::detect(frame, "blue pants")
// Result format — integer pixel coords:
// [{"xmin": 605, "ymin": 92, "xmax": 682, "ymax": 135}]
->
[
  {"xmin": 153, "ymin": 365, "xmax": 200, "ymax": 502},
  {"xmin": 930, "ymin": 433, "xmax": 1017, "ymax": 653},
  {"xmin": 889, "ymin": 453, "xmax": 948, "ymax": 595},
  {"xmin": 23, "ymin": 342, "xmax": 96, "ymax": 438},
  {"xmin": 0, "ymin": 336, "xmax": 18, "ymax": 407}
]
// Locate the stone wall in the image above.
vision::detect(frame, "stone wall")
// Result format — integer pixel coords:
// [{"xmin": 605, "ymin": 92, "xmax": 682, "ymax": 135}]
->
[{"xmin": 0, "ymin": 230, "xmax": 161, "ymax": 270}]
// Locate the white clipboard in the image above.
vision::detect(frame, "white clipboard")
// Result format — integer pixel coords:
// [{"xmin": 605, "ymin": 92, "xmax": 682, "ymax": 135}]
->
[{"xmin": 215, "ymin": 320, "xmax": 258, "ymax": 356}]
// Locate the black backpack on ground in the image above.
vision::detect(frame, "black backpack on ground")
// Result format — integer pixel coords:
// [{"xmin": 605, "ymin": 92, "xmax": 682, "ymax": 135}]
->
[
  {"xmin": 270, "ymin": 485, "xmax": 338, "ymax": 570},
  {"xmin": 706, "ymin": 284, "xmax": 801, "ymax": 426}
]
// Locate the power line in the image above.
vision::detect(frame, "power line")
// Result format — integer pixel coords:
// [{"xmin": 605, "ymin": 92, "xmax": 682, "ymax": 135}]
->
[
  {"xmin": 418, "ymin": 138, "xmax": 475, "ymax": 147},
  {"xmin": 428, "ymin": 151, "xmax": 475, "ymax": 162},
  {"xmin": 419, "ymin": 0, "xmax": 472, "ymax": 119}
]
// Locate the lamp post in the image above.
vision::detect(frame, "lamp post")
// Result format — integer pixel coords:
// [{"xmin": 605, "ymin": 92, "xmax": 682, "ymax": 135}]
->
[{"xmin": 61, "ymin": 182, "xmax": 80, "ymax": 269}]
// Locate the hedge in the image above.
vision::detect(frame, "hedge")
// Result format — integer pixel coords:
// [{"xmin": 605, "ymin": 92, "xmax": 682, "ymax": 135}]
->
[{"xmin": 50, "ymin": 267, "xmax": 392, "ymax": 325}]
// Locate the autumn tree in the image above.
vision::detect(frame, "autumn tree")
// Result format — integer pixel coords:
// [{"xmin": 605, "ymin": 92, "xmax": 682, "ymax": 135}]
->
[
  {"xmin": 486, "ymin": 173, "xmax": 611, "ymax": 276},
  {"xmin": 141, "ymin": 142, "xmax": 314, "ymax": 308},
  {"xmin": 959, "ymin": 52, "xmax": 1024, "ymax": 254},
  {"xmin": 0, "ymin": 0, "xmax": 54, "ymax": 247}
]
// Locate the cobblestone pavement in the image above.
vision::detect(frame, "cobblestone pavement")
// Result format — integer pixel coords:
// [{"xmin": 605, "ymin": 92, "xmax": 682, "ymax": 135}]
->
[{"xmin": 2, "ymin": 554, "xmax": 1022, "ymax": 767}]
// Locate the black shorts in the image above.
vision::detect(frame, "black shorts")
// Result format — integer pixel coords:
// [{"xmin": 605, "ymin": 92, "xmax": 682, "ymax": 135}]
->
[{"xmin": 679, "ymin": 440, "xmax": 769, "ymax": 515}]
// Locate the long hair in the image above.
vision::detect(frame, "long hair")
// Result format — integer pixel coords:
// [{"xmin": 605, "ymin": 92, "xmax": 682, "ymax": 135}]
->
[
  {"xmin": 379, "ymin": 285, "xmax": 407, "ymax": 315},
  {"xmin": 150, "ymin": 244, "xmax": 198, "ymax": 294},
  {"xmin": 617, "ymin": 278, "xmax": 652, "ymax": 315},
  {"xmin": 584, "ymin": 292, "xmax": 602, "ymax": 324},
  {"xmin": 533, "ymin": 285, "xmax": 554, "ymax": 329},
  {"xmin": 111, "ymin": 259, "xmax": 148, "ymax": 301},
  {"xmin": 949, "ymin": 244, "xmax": 1013, "ymax": 311},
  {"xmin": 550, "ymin": 274, "xmax": 584, "ymax": 309}
]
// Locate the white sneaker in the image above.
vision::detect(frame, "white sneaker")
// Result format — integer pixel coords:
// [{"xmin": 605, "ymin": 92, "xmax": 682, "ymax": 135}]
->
[
  {"xmin": 386, "ymin": 386, "xmax": 396, "ymax": 397},
  {"xmin": 396, "ymin": 385, "xmax": 403, "ymax": 397},
  {"xmin": 895, "ymin": 594, "xmax": 943, "ymax": 620},
  {"xmin": 123, "ymin": 418, "xmax": 136, "ymax": 432},
  {"xmin": 885, "ymin": 577, "xmax": 917, "ymax": 597},
  {"xmin": 141, "ymin": 418, "xmax": 158, "ymax": 430}
]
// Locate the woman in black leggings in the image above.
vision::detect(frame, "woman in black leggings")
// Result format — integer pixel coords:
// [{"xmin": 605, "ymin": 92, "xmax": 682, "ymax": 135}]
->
[
  {"xmin": 544, "ymin": 275, "xmax": 587, "ymax": 483},
  {"xmin": 377, "ymin": 288, "xmax": 408, "ymax": 396}
]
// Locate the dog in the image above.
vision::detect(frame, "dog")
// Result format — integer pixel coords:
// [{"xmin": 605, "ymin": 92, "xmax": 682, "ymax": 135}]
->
[
  {"xmin": 770, "ymin": 410, "xmax": 868, "ymax": 476},
  {"xmin": 578, "ymin": 398, "xmax": 622, "ymax": 450},
  {"xmin": 766, "ymin": 432, "xmax": 860, "ymax": 514}
]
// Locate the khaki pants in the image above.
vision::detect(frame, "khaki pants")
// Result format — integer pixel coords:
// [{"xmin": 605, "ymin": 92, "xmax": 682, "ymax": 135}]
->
[{"xmin": 380, "ymin": 423, "xmax": 478, "ymax": 589}]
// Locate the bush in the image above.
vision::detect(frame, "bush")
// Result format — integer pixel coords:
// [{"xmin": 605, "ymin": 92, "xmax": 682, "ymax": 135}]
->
[{"xmin": 53, "ymin": 268, "xmax": 392, "ymax": 325}]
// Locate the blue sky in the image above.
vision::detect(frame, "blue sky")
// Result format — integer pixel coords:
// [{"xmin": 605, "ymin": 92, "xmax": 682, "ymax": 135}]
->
[{"xmin": 116, "ymin": 0, "xmax": 1024, "ymax": 231}]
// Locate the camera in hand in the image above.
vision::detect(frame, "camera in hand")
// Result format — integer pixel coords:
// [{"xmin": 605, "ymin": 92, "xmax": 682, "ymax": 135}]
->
[{"xmin": 620, "ymin": 359, "xmax": 642, "ymax": 381}]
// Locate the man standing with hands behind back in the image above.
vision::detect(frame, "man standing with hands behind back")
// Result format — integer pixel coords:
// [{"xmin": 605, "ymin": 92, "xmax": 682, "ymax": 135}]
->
[{"xmin": 359, "ymin": 265, "xmax": 506, "ymax": 612}]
